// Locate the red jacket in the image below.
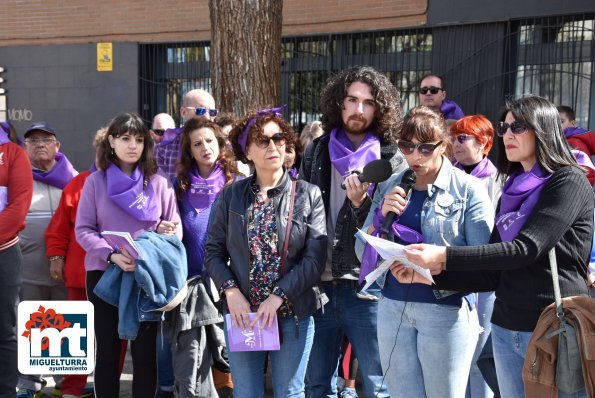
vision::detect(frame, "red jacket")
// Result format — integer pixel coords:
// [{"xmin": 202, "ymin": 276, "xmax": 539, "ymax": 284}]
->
[
  {"xmin": 567, "ymin": 131, "xmax": 595, "ymax": 186},
  {"xmin": 45, "ymin": 171, "xmax": 91, "ymax": 288},
  {"xmin": 0, "ymin": 142, "xmax": 33, "ymax": 250}
]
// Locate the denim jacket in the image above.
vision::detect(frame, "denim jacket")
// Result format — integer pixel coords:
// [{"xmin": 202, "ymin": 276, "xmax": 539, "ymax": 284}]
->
[
  {"xmin": 355, "ymin": 157, "xmax": 494, "ymax": 298},
  {"xmin": 94, "ymin": 232, "xmax": 188, "ymax": 339}
]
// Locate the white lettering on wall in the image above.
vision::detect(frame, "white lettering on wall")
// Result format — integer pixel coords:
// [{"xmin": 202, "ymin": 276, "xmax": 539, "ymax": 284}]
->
[{"xmin": 8, "ymin": 108, "xmax": 33, "ymax": 122}]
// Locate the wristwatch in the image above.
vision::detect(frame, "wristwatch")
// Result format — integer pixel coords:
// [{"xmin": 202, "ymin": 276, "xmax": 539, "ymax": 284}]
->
[
  {"xmin": 107, "ymin": 251, "xmax": 117, "ymax": 264},
  {"xmin": 49, "ymin": 256, "xmax": 65, "ymax": 262}
]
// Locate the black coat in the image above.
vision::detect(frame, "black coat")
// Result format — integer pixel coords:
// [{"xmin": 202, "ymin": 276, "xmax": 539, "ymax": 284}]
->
[{"xmin": 205, "ymin": 172, "xmax": 328, "ymax": 318}]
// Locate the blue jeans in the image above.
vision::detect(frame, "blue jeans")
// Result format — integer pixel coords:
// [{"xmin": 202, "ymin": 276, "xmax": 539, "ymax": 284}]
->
[
  {"xmin": 491, "ymin": 323, "xmax": 586, "ymax": 398},
  {"xmin": 226, "ymin": 315, "xmax": 314, "ymax": 398},
  {"xmin": 466, "ymin": 292, "xmax": 495, "ymax": 398},
  {"xmin": 377, "ymin": 297, "xmax": 479, "ymax": 397},
  {"xmin": 306, "ymin": 281, "xmax": 388, "ymax": 398},
  {"xmin": 157, "ymin": 323, "xmax": 175, "ymax": 389},
  {"xmin": 0, "ymin": 245, "xmax": 21, "ymax": 398}
]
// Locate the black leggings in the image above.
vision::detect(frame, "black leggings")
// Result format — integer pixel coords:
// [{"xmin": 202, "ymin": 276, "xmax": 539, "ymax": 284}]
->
[{"xmin": 87, "ymin": 271, "xmax": 157, "ymax": 398}]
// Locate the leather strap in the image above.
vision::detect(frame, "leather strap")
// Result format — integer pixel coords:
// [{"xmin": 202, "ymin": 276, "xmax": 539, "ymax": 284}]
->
[{"xmin": 279, "ymin": 180, "xmax": 297, "ymax": 277}]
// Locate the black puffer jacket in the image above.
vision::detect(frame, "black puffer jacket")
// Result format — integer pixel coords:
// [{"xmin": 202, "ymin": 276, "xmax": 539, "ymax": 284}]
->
[{"xmin": 205, "ymin": 172, "xmax": 328, "ymax": 318}]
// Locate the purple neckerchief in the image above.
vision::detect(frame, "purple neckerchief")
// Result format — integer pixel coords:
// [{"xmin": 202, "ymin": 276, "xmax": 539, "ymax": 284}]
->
[
  {"xmin": 572, "ymin": 149, "xmax": 595, "ymax": 171},
  {"xmin": 564, "ymin": 127, "xmax": 589, "ymax": 139},
  {"xmin": 89, "ymin": 162, "xmax": 98, "ymax": 173},
  {"xmin": 288, "ymin": 167, "xmax": 298, "ymax": 180},
  {"xmin": 440, "ymin": 99, "xmax": 464, "ymax": 120},
  {"xmin": 106, "ymin": 163, "xmax": 159, "ymax": 221},
  {"xmin": 0, "ymin": 121, "xmax": 10, "ymax": 145},
  {"xmin": 358, "ymin": 205, "xmax": 424, "ymax": 284},
  {"xmin": 238, "ymin": 107, "xmax": 284, "ymax": 154},
  {"xmin": 187, "ymin": 163, "xmax": 227, "ymax": 213},
  {"xmin": 159, "ymin": 127, "xmax": 182, "ymax": 146},
  {"xmin": 32, "ymin": 152, "xmax": 78, "ymax": 189},
  {"xmin": 495, "ymin": 164, "xmax": 551, "ymax": 242},
  {"xmin": 454, "ymin": 157, "xmax": 497, "ymax": 179}
]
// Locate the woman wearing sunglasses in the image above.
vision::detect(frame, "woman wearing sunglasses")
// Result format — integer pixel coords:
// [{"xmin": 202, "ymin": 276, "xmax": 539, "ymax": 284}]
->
[
  {"xmin": 204, "ymin": 108, "xmax": 327, "ymax": 397},
  {"xmin": 400, "ymin": 96, "xmax": 593, "ymax": 398},
  {"xmin": 356, "ymin": 106, "xmax": 494, "ymax": 397},
  {"xmin": 450, "ymin": 115, "xmax": 502, "ymax": 398}
]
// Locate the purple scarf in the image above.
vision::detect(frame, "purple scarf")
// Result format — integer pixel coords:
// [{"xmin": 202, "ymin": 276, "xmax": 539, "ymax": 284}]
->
[
  {"xmin": 238, "ymin": 107, "xmax": 284, "ymax": 154},
  {"xmin": 564, "ymin": 127, "xmax": 589, "ymax": 139},
  {"xmin": 187, "ymin": 163, "xmax": 227, "ymax": 213},
  {"xmin": 32, "ymin": 152, "xmax": 78, "ymax": 189},
  {"xmin": 159, "ymin": 127, "xmax": 182, "ymax": 146},
  {"xmin": 0, "ymin": 122, "xmax": 11, "ymax": 145},
  {"xmin": 454, "ymin": 157, "xmax": 497, "ymax": 179},
  {"xmin": 572, "ymin": 149, "xmax": 595, "ymax": 171},
  {"xmin": 495, "ymin": 164, "xmax": 551, "ymax": 242},
  {"xmin": 288, "ymin": 167, "xmax": 299, "ymax": 180},
  {"xmin": 359, "ymin": 205, "xmax": 424, "ymax": 284},
  {"xmin": 106, "ymin": 163, "xmax": 159, "ymax": 221},
  {"xmin": 440, "ymin": 99, "xmax": 464, "ymax": 120}
]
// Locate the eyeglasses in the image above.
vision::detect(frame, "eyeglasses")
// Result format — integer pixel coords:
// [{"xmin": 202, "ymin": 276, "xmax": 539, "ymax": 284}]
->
[
  {"xmin": 152, "ymin": 129, "xmax": 165, "ymax": 136},
  {"xmin": 24, "ymin": 138, "xmax": 57, "ymax": 145},
  {"xmin": 450, "ymin": 134, "xmax": 475, "ymax": 144},
  {"xmin": 420, "ymin": 86, "xmax": 444, "ymax": 95},
  {"xmin": 496, "ymin": 121, "xmax": 528, "ymax": 137},
  {"xmin": 397, "ymin": 140, "xmax": 443, "ymax": 156},
  {"xmin": 253, "ymin": 132, "xmax": 288, "ymax": 149},
  {"xmin": 185, "ymin": 106, "xmax": 218, "ymax": 118}
]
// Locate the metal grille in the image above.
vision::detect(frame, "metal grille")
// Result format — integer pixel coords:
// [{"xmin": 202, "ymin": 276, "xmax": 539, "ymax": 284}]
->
[{"xmin": 139, "ymin": 12, "xmax": 595, "ymax": 131}]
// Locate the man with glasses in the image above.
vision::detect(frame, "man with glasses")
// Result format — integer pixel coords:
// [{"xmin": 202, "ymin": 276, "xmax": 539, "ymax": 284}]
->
[
  {"xmin": 418, "ymin": 74, "xmax": 464, "ymax": 121},
  {"xmin": 17, "ymin": 122, "xmax": 78, "ymax": 397},
  {"xmin": 150, "ymin": 113, "xmax": 176, "ymax": 144},
  {"xmin": 301, "ymin": 66, "xmax": 406, "ymax": 398},
  {"xmin": 154, "ymin": 89, "xmax": 218, "ymax": 180}
]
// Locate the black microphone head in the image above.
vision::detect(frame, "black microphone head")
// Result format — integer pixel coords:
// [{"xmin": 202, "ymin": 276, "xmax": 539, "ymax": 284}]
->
[
  {"xmin": 360, "ymin": 159, "xmax": 393, "ymax": 184},
  {"xmin": 400, "ymin": 169, "xmax": 417, "ymax": 190}
]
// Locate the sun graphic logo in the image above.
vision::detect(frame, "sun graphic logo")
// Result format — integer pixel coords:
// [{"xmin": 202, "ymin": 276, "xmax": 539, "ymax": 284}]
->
[{"xmin": 18, "ymin": 301, "xmax": 94, "ymax": 374}]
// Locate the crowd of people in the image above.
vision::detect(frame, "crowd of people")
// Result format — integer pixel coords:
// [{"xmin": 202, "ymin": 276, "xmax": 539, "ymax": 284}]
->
[{"xmin": 0, "ymin": 65, "xmax": 593, "ymax": 398}]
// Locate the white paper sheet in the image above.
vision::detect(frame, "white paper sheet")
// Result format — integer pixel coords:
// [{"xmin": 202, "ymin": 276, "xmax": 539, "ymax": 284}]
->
[{"xmin": 356, "ymin": 229, "xmax": 435, "ymax": 290}]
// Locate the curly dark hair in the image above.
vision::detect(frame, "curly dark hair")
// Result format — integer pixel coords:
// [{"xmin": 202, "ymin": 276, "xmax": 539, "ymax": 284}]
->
[
  {"xmin": 97, "ymin": 113, "xmax": 157, "ymax": 184},
  {"xmin": 319, "ymin": 66, "xmax": 403, "ymax": 142},
  {"xmin": 228, "ymin": 110, "xmax": 297, "ymax": 167},
  {"xmin": 176, "ymin": 118, "xmax": 242, "ymax": 198}
]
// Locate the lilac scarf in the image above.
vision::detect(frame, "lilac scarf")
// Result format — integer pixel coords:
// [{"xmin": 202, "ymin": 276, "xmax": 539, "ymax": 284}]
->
[
  {"xmin": 288, "ymin": 167, "xmax": 299, "ymax": 180},
  {"xmin": 32, "ymin": 152, "xmax": 78, "ymax": 189},
  {"xmin": 159, "ymin": 127, "xmax": 182, "ymax": 146},
  {"xmin": 454, "ymin": 157, "xmax": 497, "ymax": 179},
  {"xmin": 564, "ymin": 127, "xmax": 588, "ymax": 139},
  {"xmin": 0, "ymin": 121, "xmax": 10, "ymax": 145},
  {"xmin": 106, "ymin": 163, "xmax": 159, "ymax": 221},
  {"xmin": 572, "ymin": 149, "xmax": 595, "ymax": 171},
  {"xmin": 359, "ymin": 205, "xmax": 424, "ymax": 284},
  {"xmin": 495, "ymin": 164, "xmax": 551, "ymax": 242},
  {"xmin": 187, "ymin": 163, "xmax": 227, "ymax": 213},
  {"xmin": 440, "ymin": 99, "xmax": 464, "ymax": 120}
]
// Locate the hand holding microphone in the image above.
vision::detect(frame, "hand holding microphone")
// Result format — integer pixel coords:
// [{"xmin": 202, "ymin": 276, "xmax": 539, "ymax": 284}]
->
[
  {"xmin": 342, "ymin": 159, "xmax": 393, "ymax": 208},
  {"xmin": 381, "ymin": 169, "xmax": 416, "ymax": 235}
]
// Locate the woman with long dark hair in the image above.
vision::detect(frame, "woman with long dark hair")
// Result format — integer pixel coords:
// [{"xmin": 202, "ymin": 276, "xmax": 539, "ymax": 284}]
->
[{"xmin": 401, "ymin": 96, "xmax": 593, "ymax": 398}]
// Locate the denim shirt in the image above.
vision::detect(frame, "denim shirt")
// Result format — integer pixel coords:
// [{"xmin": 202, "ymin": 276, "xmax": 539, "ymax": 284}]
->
[{"xmin": 355, "ymin": 157, "xmax": 494, "ymax": 298}]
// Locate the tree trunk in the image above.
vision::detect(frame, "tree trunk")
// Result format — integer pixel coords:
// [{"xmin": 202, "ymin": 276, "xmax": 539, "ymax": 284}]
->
[{"xmin": 209, "ymin": 0, "xmax": 283, "ymax": 116}]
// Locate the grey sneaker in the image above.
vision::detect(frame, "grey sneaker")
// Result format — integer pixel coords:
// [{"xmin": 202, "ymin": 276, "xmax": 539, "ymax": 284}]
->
[{"xmin": 338, "ymin": 388, "xmax": 359, "ymax": 398}]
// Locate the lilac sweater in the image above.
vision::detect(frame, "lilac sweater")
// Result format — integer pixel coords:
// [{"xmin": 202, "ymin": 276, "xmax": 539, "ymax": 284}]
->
[{"xmin": 75, "ymin": 170, "xmax": 182, "ymax": 272}]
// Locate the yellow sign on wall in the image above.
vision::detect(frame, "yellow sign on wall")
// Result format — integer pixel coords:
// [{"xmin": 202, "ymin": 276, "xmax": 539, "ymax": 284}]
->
[{"xmin": 97, "ymin": 43, "xmax": 113, "ymax": 72}]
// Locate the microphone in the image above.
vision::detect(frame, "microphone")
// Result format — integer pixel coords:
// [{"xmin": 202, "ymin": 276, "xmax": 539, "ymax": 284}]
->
[
  {"xmin": 381, "ymin": 169, "xmax": 417, "ymax": 235},
  {"xmin": 340, "ymin": 159, "xmax": 393, "ymax": 189}
]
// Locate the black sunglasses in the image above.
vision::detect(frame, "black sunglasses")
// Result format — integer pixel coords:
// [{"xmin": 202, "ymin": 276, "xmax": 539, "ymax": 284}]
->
[
  {"xmin": 496, "ymin": 121, "xmax": 528, "ymax": 137},
  {"xmin": 254, "ymin": 132, "xmax": 288, "ymax": 149},
  {"xmin": 152, "ymin": 129, "xmax": 165, "ymax": 136},
  {"xmin": 450, "ymin": 134, "xmax": 474, "ymax": 144},
  {"xmin": 397, "ymin": 140, "xmax": 443, "ymax": 156},
  {"xmin": 420, "ymin": 86, "xmax": 444, "ymax": 95},
  {"xmin": 185, "ymin": 106, "xmax": 219, "ymax": 118}
]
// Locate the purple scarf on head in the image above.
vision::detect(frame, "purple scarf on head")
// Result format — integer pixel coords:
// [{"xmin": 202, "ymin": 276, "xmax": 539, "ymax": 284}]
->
[
  {"xmin": 495, "ymin": 164, "xmax": 551, "ymax": 242},
  {"xmin": 359, "ymin": 205, "xmax": 424, "ymax": 284},
  {"xmin": 159, "ymin": 127, "xmax": 182, "ymax": 146},
  {"xmin": 32, "ymin": 152, "xmax": 78, "ymax": 189},
  {"xmin": 187, "ymin": 163, "xmax": 227, "ymax": 213},
  {"xmin": 440, "ymin": 99, "xmax": 464, "ymax": 120},
  {"xmin": 106, "ymin": 163, "xmax": 159, "ymax": 221},
  {"xmin": 454, "ymin": 157, "xmax": 497, "ymax": 179},
  {"xmin": 0, "ymin": 122, "xmax": 11, "ymax": 145},
  {"xmin": 564, "ymin": 127, "xmax": 589, "ymax": 139}
]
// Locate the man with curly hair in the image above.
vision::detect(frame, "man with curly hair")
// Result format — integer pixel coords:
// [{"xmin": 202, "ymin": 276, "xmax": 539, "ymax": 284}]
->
[{"xmin": 301, "ymin": 66, "xmax": 406, "ymax": 397}]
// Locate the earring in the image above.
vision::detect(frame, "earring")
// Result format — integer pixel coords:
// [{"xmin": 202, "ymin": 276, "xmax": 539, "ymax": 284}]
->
[{"xmin": 110, "ymin": 147, "xmax": 114, "ymax": 156}]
